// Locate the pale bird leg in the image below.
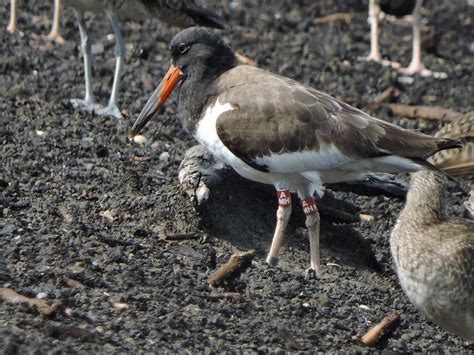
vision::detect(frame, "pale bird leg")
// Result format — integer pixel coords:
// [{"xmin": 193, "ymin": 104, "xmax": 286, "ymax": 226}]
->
[
  {"xmin": 45, "ymin": 0, "xmax": 65, "ymax": 44},
  {"xmin": 7, "ymin": 0, "xmax": 18, "ymax": 33},
  {"xmin": 362, "ymin": 0, "xmax": 401, "ymax": 69},
  {"xmin": 399, "ymin": 0, "xmax": 447, "ymax": 78},
  {"xmin": 366, "ymin": 0, "xmax": 382, "ymax": 62},
  {"xmin": 96, "ymin": 10, "xmax": 124, "ymax": 119},
  {"xmin": 70, "ymin": 9, "xmax": 96, "ymax": 112},
  {"xmin": 300, "ymin": 196, "xmax": 321, "ymax": 279},
  {"xmin": 266, "ymin": 189, "xmax": 292, "ymax": 267}
]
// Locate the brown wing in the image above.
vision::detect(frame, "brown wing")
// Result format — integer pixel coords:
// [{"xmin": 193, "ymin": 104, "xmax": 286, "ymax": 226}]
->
[
  {"xmin": 430, "ymin": 112, "xmax": 474, "ymax": 176},
  {"xmin": 214, "ymin": 65, "xmax": 453, "ymax": 168}
]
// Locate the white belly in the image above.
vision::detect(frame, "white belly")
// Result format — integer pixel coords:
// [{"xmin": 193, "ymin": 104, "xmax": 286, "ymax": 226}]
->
[
  {"xmin": 194, "ymin": 100, "xmax": 274, "ymax": 184},
  {"xmin": 196, "ymin": 99, "xmax": 395, "ymax": 196}
]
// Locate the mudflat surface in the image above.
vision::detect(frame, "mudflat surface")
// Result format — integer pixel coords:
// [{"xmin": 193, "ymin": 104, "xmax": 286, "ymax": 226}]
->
[{"xmin": 1, "ymin": 0, "xmax": 473, "ymax": 352}]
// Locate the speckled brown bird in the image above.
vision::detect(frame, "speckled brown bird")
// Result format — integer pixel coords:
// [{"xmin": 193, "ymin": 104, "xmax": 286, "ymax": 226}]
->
[
  {"xmin": 391, "ymin": 170, "xmax": 474, "ymax": 340},
  {"xmin": 430, "ymin": 112, "xmax": 474, "ymax": 177},
  {"xmin": 129, "ymin": 27, "xmax": 466, "ymax": 277},
  {"xmin": 7, "ymin": 0, "xmax": 64, "ymax": 43},
  {"xmin": 62, "ymin": 0, "xmax": 225, "ymax": 118}
]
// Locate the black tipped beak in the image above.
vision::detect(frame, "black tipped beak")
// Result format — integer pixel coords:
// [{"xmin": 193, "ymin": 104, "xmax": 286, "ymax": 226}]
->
[{"xmin": 129, "ymin": 65, "xmax": 184, "ymax": 139}]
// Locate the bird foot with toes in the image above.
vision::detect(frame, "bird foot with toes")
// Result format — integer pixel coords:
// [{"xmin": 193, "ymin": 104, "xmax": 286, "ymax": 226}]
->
[
  {"xmin": 69, "ymin": 98, "xmax": 99, "ymax": 113},
  {"xmin": 96, "ymin": 105, "xmax": 123, "ymax": 119},
  {"xmin": 43, "ymin": 31, "xmax": 65, "ymax": 44},
  {"xmin": 360, "ymin": 55, "xmax": 401, "ymax": 69},
  {"xmin": 399, "ymin": 63, "xmax": 447, "ymax": 79},
  {"xmin": 304, "ymin": 267, "xmax": 321, "ymax": 280}
]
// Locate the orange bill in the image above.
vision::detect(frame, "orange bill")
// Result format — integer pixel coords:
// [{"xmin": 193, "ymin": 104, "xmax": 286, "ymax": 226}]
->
[{"xmin": 129, "ymin": 65, "xmax": 184, "ymax": 138}]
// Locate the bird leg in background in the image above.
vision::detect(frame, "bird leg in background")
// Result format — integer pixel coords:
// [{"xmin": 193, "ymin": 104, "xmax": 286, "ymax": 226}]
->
[
  {"xmin": 70, "ymin": 9, "xmax": 96, "ymax": 112},
  {"xmin": 7, "ymin": 0, "xmax": 18, "ymax": 33},
  {"xmin": 266, "ymin": 189, "xmax": 292, "ymax": 267},
  {"xmin": 363, "ymin": 0, "xmax": 400, "ymax": 68},
  {"xmin": 399, "ymin": 0, "xmax": 447, "ymax": 78},
  {"xmin": 96, "ymin": 10, "xmax": 124, "ymax": 119},
  {"xmin": 45, "ymin": 0, "xmax": 65, "ymax": 44},
  {"xmin": 300, "ymin": 196, "xmax": 321, "ymax": 279},
  {"xmin": 366, "ymin": 0, "xmax": 382, "ymax": 62}
]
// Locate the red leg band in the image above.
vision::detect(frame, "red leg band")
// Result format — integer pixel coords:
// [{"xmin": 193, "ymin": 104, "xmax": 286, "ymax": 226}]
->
[
  {"xmin": 277, "ymin": 189, "xmax": 291, "ymax": 207},
  {"xmin": 301, "ymin": 196, "xmax": 318, "ymax": 216}
]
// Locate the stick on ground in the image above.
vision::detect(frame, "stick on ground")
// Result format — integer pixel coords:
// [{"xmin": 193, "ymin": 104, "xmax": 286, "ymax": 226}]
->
[
  {"xmin": 0, "ymin": 287, "xmax": 58, "ymax": 316},
  {"xmin": 361, "ymin": 312, "xmax": 401, "ymax": 347},
  {"xmin": 383, "ymin": 104, "xmax": 460, "ymax": 121},
  {"xmin": 208, "ymin": 250, "xmax": 255, "ymax": 287}
]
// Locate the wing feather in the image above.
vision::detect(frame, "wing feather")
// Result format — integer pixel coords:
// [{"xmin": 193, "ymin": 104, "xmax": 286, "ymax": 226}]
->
[{"xmin": 214, "ymin": 66, "xmax": 451, "ymax": 172}]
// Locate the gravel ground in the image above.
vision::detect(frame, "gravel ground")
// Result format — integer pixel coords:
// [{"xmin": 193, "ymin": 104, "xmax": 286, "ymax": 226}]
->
[{"xmin": 1, "ymin": 0, "xmax": 473, "ymax": 352}]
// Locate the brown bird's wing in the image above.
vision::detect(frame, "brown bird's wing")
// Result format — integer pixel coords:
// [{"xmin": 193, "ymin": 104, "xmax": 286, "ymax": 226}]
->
[
  {"xmin": 214, "ymin": 65, "xmax": 456, "ymax": 172},
  {"xmin": 430, "ymin": 112, "xmax": 474, "ymax": 177}
]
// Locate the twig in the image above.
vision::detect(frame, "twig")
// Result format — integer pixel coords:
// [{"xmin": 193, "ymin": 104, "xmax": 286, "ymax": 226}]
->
[
  {"xmin": 0, "ymin": 288, "xmax": 58, "ymax": 316},
  {"xmin": 361, "ymin": 312, "xmax": 401, "ymax": 347},
  {"xmin": 58, "ymin": 206, "xmax": 74, "ymax": 223},
  {"xmin": 318, "ymin": 205, "xmax": 360, "ymax": 224},
  {"xmin": 235, "ymin": 52, "xmax": 257, "ymax": 67},
  {"xmin": 48, "ymin": 325, "xmax": 96, "ymax": 341},
  {"xmin": 132, "ymin": 155, "xmax": 152, "ymax": 162},
  {"xmin": 163, "ymin": 233, "xmax": 201, "ymax": 241},
  {"xmin": 383, "ymin": 103, "xmax": 460, "ymax": 121},
  {"xmin": 367, "ymin": 87, "xmax": 400, "ymax": 109},
  {"xmin": 59, "ymin": 277, "xmax": 85, "ymax": 289},
  {"xmin": 208, "ymin": 250, "xmax": 255, "ymax": 287},
  {"xmin": 313, "ymin": 12, "xmax": 356, "ymax": 24}
]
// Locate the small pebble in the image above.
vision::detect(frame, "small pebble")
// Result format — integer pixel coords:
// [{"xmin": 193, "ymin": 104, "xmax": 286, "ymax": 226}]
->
[
  {"xmin": 159, "ymin": 151, "xmax": 170, "ymax": 163},
  {"xmin": 133, "ymin": 135, "xmax": 147, "ymax": 145}
]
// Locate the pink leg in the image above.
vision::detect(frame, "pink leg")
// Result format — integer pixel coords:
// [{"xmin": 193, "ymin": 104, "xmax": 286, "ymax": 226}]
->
[
  {"xmin": 300, "ymin": 196, "xmax": 321, "ymax": 278},
  {"xmin": 266, "ymin": 189, "xmax": 292, "ymax": 267},
  {"xmin": 7, "ymin": 0, "xmax": 18, "ymax": 33},
  {"xmin": 45, "ymin": 0, "xmax": 65, "ymax": 44},
  {"xmin": 399, "ymin": 0, "xmax": 447, "ymax": 78},
  {"xmin": 363, "ymin": 0, "xmax": 401, "ymax": 68}
]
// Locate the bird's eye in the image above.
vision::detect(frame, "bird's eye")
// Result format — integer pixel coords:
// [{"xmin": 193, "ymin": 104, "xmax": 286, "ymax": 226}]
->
[{"xmin": 178, "ymin": 43, "xmax": 190, "ymax": 54}]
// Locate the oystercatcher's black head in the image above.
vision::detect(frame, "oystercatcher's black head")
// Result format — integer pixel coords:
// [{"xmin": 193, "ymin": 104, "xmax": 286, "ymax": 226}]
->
[
  {"xmin": 170, "ymin": 27, "xmax": 237, "ymax": 80},
  {"xmin": 129, "ymin": 27, "xmax": 238, "ymax": 138}
]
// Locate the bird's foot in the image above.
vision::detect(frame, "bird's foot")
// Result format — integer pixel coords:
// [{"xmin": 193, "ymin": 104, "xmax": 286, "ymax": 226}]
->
[
  {"xmin": 69, "ymin": 98, "xmax": 99, "ymax": 114},
  {"xmin": 304, "ymin": 267, "xmax": 321, "ymax": 280},
  {"xmin": 7, "ymin": 24, "xmax": 18, "ymax": 33},
  {"xmin": 265, "ymin": 255, "xmax": 279, "ymax": 267},
  {"xmin": 96, "ymin": 104, "xmax": 123, "ymax": 119},
  {"xmin": 43, "ymin": 31, "xmax": 65, "ymax": 44},
  {"xmin": 399, "ymin": 63, "xmax": 447, "ymax": 79},
  {"xmin": 359, "ymin": 55, "xmax": 401, "ymax": 69}
]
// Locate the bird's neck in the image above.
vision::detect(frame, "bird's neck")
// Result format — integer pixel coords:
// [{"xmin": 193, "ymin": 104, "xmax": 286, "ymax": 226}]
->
[
  {"xmin": 398, "ymin": 171, "xmax": 447, "ymax": 225},
  {"xmin": 177, "ymin": 59, "xmax": 237, "ymax": 134},
  {"xmin": 177, "ymin": 76, "xmax": 218, "ymax": 134}
]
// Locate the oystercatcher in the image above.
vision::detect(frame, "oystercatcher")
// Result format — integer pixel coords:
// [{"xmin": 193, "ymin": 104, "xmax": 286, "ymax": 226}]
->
[
  {"xmin": 8, "ymin": 0, "xmax": 64, "ymax": 43},
  {"xmin": 365, "ymin": 0, "xmax": 446, "ymax": 78},
  {"xmin": 62, "ymin": 0, "xmax": 224, "ymax": 118},
  {"xmin": 129, "ymin": 27, "xmax": 464, "ymax": 277},
  {"xmin": 391, "ymin": 170, "xmax": 474, "ymax": 340}
]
